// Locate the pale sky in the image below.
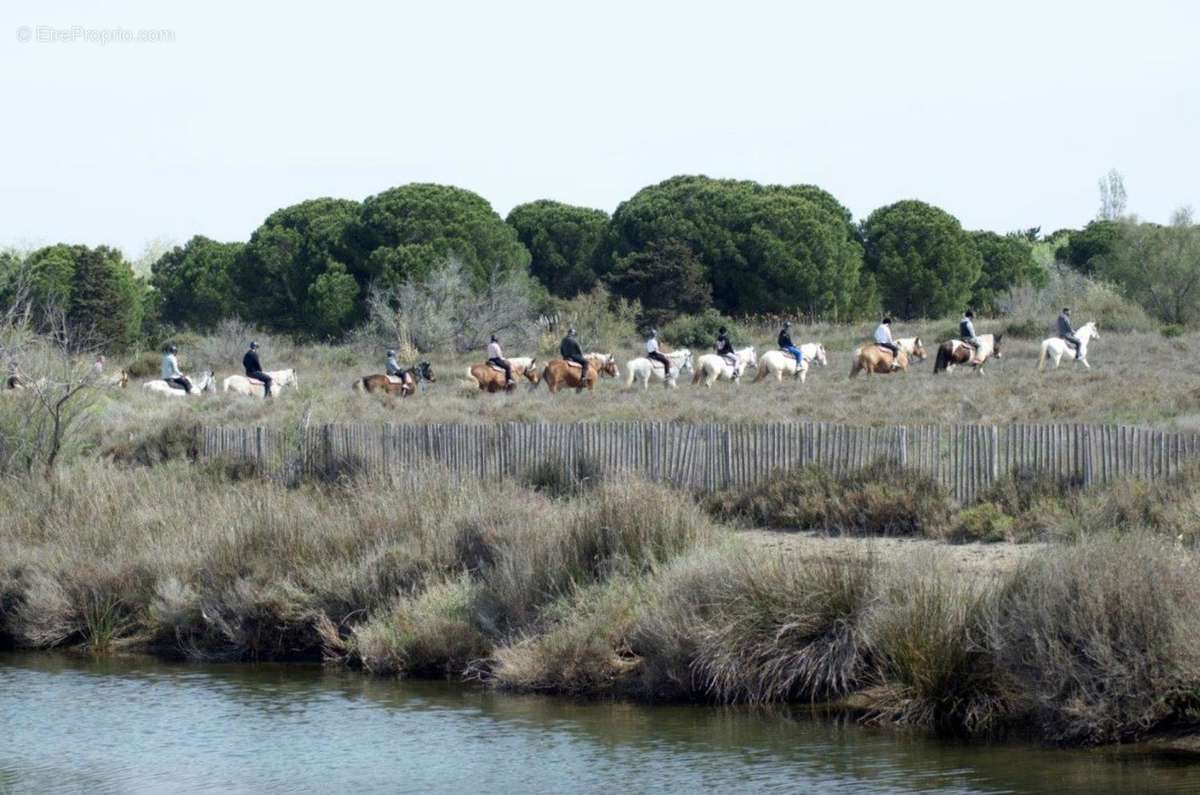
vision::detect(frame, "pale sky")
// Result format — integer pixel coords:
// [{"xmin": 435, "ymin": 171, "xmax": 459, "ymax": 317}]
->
[{"xmin": 3, "ymin": 0, "xmax": 1198, "ymax": 259}]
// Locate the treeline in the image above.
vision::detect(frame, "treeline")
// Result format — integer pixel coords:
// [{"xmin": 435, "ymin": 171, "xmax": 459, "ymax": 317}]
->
[{"xmin": 1, "ymin": 176, "xmax": 1196, "ymax": 347}]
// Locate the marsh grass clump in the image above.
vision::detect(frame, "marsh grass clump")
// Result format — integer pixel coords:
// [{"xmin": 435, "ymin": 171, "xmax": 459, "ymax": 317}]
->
[
  {"xmin": 709, "ymin": 462, "xmax": 950, "ymax": 537},
  {"xmin": 988, "ymin": 535, "xmax": 1200, "ymax": 745},
  {"xmin": 521, "ymin": 453, "xmax": 604, "ymax": 498}
]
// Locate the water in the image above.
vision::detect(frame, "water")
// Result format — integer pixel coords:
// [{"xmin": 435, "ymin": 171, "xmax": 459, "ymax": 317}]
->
[{"xmin": 2, "ymin": 653, "xmax": 1197, "ymax": 794}]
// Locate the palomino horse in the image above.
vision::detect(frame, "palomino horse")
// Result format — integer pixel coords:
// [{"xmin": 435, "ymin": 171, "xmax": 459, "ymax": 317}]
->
[
  {"xmin": 1039, "ymin": 321, "xmax": 1099, "ymax": 370},
  {"xmin": 223, "ymin": 369, "xmax": 298, "ymax": 397},
  {"xmin": 542, "ymin": 354, "xmax": 618, "ymax": 393},
  {"xmin": 692, "ymin": 347, "xmax": 758, "ymax": 387},
  {"xmin": 849, "ymin": 339, "xmax": 927, "ymax": 377},
  {"xmin": 142, "ymin": 370, "xmax": 217, "ymax": 397},
  {"xmin": 752, "ymin": 343, "xmax": 828, "ymax": 384},
  {"xmin": 354, "ymin": 362, "xmax": 435, "ymax": 397},
  {"xmin": 467, "ymin": 357, "xmax": 540, "ymax": 393},
  {"xmin": 623, "ymin": 349, "xmax": 693, "ymax": 390},
  {"xmin": 934, "ymin": 334, "xmax": 1003, "ymax": 374}
]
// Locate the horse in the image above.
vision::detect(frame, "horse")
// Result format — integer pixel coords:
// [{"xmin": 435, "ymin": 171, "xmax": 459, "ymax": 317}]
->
[
  {"xmin": 354, "ymin": 362, "xmax": 435, "ymax": 397},
  {"xmin": 623, "ymin": 349, "xmax": 693, "ymax": 390},
  {"xmin": 692, "ymin": 347, "xmax": 758, "ymax": 387},
  {"xmin": 223, "ymin": 368, "xmax": 299, "ymax": 397},
  {"xmin": 849, "ymin": 338, "xmax": 927, "ymax": 377},
  {"xmin": 933, "ymin": 334, "xmax": 1003, "ymax": 375},
  {"xmin": 1039, "ymin": 321, "xmax": 1099, "ymax": 370},
  {"xmin": 542, "ymin": 353, "xmax": 619, "ymax": 393},
  {"xmin": 467, "ymin": 357, "xmax": 540, "ymax": 393},
  {"xmin": 752, "ymin": 343, "xmax": 828, "ymax": 384},
  {"xmin": 142, "ymin": 370, "xmax": 216, "ymax": 397},
  {"xmin": 100, "ymin": 370, "xmax": 129, "ymax": 389}
]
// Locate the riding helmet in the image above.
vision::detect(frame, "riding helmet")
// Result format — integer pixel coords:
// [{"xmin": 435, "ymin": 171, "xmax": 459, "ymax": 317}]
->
[
  {"xmin": 249, "ymin": 341, "xmax": 259, "ymax": 350},
  {"xmin": 882, "ymin": 317, "xmax": 892, "ymax": 325},
  {"xmin": 1062, "ymin": 307, "xmax": 1070, "ymax": 314},
  {"xmin": 386, "ymin": 350, "xmax": 396, "ymax": 357},
  {"xmin": 965, "ymin": 310, "xmax": 974, "ymax": 318},
  {"xmin": 718, "ymin": 326, "xmax": 727, "ymax": 334},
  {"xmin": 568, "ymin": 327, "xmax": 577, "ymax": 336},
  {"xmin": 167, "ymin": 344, "xmax": 177, "ymax": 354},
  {"xmin": 649, "ymin": 329, "xmax": 657, "ymax": 337},
  {"xmin": 783, "ymin": 320, "xmax": 791, "ymax": 327}
]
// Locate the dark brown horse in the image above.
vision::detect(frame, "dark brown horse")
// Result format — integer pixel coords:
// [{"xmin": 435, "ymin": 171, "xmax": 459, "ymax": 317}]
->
[
  {"xmin": 542, "ymin": 354, "xmax": 618, "ymax": 394},
  {"xmin": 353, "ymin": 361, "xmax": 435, "ymax": 397},
  {"xmin": 467, "ymin": 357, "xmax": 540, "ymax": 393}
]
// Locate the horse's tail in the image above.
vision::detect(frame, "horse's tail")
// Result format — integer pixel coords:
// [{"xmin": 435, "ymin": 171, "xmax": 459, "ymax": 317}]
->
[
  {"xmin": 465, "ymin": 366, "xmax": 480, "ymax": 388},
  {"xmin": 752, "ymin": 361, "xmax": 768, "ymax": 383},
  {"xmin": 849, "ymin": 356, "xmax": 861, "ymax": 379},
  {"xmin": 933, "ymin": 344, "xmax": 950, "ymax": 374},
  {"xmin": 691, "ymin": 366, "xmax": 702, "ymax": 385},
  {"xmin": 623, "ymin": 363, "xmax": 636, "ymax": 389},
  {"xmin": 352, "ymin": 377, "xmax": 365, "ymax": 392},
  {"xmin": 1037, "ymin": 342, "xmax": 1048, "ymax": 371}
]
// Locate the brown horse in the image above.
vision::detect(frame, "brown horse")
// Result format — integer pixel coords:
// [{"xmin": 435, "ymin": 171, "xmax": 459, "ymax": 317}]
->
[
  {"xmin": 933, "ymin": 334, "xmax": 1002, "ymax": 374},
  {"xmin": 353, "ymin": 361, "xmax": 435, "ymax": 397},
  {"xmin": 466, "ymin": 357, "xmax": 540, "ymax": 393},
  {"xmin": 849, "ymin": 340, "xmax": 926, "ymax": 377},
  {"xmin": 542, "ymin": 354, "xmax": 618, "ymax": 394}
]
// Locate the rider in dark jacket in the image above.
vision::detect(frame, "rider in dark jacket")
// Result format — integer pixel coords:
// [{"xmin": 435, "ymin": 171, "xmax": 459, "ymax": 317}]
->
[
  {"xmin": 1057, "ymin": 308, "xmax": 1082, "ymax": 360},
  {"xmin": 243, "ymin": 341, "xmax": 272, "ymax": 397},
  {"xmin": 560, "ymin": 328, "xmax": 588, "ymax": 379},
  {"xmin": 778, "ymin": 321, "xmax": 803, "ymax": 367},
  {"xmin": 715, "ymin": 326, "xmax": 735, "ymax": 363}
]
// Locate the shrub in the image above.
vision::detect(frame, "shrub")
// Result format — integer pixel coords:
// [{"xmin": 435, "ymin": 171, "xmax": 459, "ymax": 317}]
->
[
  {"xmin": 521, "ymin": 454, "xmax": 603, "ymax": 498},
  {"xmin": 950, "ymin": 503, "xmax": 1013, "ymax": 543},
  {"xmin": 660, "ymin": 309, "xmax": 744, "ymax": 349},
  {"xmin": 1003, "ymin": 318, "xmax": 1045, "ymax": 339},
  {"xmin": 1161, "ymin": 324, "xmax": 1185, "ymax": 339}
]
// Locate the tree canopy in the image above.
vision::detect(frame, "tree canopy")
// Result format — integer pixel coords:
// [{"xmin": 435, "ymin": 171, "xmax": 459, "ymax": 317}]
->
[
  {"xmin": 151, "ymin": 236, "xmax": 243, "ymax": 331},
  {"xmin": 861, "ymin": 200, "xmax": 982, "ymax": 319},
  {"xmin": 609, "ymin": 176, "xmax": 864, "ymax": 318},
  {"xmin": 1055, "ymin": 220, "xmax": 1119, "ymax": 276},
  {"xmin": 970, "ymin": 231, "xmax": 1044, "ymax": 312},
  {"xmin": 506, "ymin": 200, "xmax": 610, "ymax": 298},
  {"xmin": 1097, "ymin": 217, "xmax": 1200, "ymax": 325},
  {"xmin": 606, "ymin": 239, "xmax": 713, "ymax": 329}
]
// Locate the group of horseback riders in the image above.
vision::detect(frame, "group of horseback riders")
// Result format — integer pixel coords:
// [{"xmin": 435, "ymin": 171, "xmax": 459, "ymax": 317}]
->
[{"xmin": 160, "ymin": 340, "xmax": 274, "ymax": 396}]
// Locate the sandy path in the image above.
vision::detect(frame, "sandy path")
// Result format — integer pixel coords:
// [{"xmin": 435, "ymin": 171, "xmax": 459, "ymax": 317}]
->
[{"xmin": 740, "ymin": 529, "xmax": 1045, "ymax": 577}]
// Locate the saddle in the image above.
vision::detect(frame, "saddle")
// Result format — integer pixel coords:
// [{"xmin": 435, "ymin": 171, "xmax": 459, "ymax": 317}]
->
[
  {"xmin": 564, "ymin": 359, "xmax": 586, "ymax": 370},
  {"xmin": 386, "ymin": 374, "xmax": 405, "ymax": 384},
  {"xmin": 488, "ymin": 363, "xmax": 508, "ymax": 374},
  {"xmin": 166, "ymin": 380, "xmax": 188, "ymax": 391}
]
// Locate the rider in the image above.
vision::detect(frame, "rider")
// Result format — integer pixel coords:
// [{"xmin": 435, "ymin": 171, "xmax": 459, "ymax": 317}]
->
[
  {"xmin": 243, "ymin": 341, "xmax": 272, "ymax": 397},
  {"xmin": 1058, "ymin": 308, "xmax": 1082, "ymax": 360},
  {"xmin": 960, "ymin": 310, "xmax": 980, "ymax": 363},
  {"xmin": 560, "ymin": 327, "xmax": 589, "ymax": 380},
  {"xmin": 873, "ymin": 317, "xmax": 902, "ymax": 370},
  {"xmin": 486, "ymin": 335, "xmax": 514, "ymax": 386},
  {"xmin": 161, "ymin": 344, "xmax": 192, "ymax": 393},
  {"xmin": 386, "ymin": 349, "xmax": 405, "ymax": 380},
  {"xmin": 715, "ymin": 326, "xmax": 738, "ymax": 367},
  {"xmin": 778, "ymin": 320, "xmax": 803, "ymax": 370},
  {"xmin": 645, "ymin": 329, "xmax": 671, "ymax": 378}
]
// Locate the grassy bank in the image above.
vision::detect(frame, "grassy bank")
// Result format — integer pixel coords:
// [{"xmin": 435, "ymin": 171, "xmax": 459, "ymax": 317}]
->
[{"xmin": 2, "ymin": 461, "xmax": 1199, "ymax": 747}]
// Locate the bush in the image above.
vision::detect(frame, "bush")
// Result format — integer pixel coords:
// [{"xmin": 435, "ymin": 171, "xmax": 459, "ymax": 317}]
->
[
  {"xmin": 950, "ymin": 503, "xmax": 1012, "ymax": 543},
  {"xmin": 1003, "ymin": 318, "xmax": 1045, "ymax": 339},
  {"xmin": 521, "ymin": 454, "xmax": 603, "ymax": 498},
  {"xmin": 1161, "ymin": 324, "xmax": 1185, "ymax": 339},
  {"xmin": 660, "ymin": 309, "xmax": 744, "ymax": 349}
]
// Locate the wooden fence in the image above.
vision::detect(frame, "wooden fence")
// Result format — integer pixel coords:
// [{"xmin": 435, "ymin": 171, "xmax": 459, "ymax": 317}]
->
[{"xmin": 197, "ymin": 422, "xmax": 1200, "ymax": 503}]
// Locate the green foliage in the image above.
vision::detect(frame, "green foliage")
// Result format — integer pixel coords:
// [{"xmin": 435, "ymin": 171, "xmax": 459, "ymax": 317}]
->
[
  {"xmin": 232, "ymin": 198, "xmax": 362, "ymax": 338},
  {"xmin": 506, "ymin": 200, "xmax": 610, "ymax": 298},
  {"xmin": 1002, "ymin": 318, "xmax": 1045, "ymax": 339},
  {"xmin": 355, "ymin": 183, "xmax": 530, "ymax": 288},
  {"xmin": 606, "ymin": 240, "xmax": 713, "ymax": 329},
  {"xmin": 659, "ymin": 309, "xmax": 744, "ymax": 348},
  {"xmin": 151, "ymin": 236, "xmax": 243, "ymax": 331},
  {"xmin": 1161, "ymin": 324, "xmax": 1185, "ymax": 338},
  {"xmin": 1096, "ymin": 219, "xmax": 1200, "ymax": 326},
  {"xmin": 1056, "ymin": 220, "xmax": 1119, "ymax": 276},
  {"xmin": 549, "ymin": 285, "xmax": 639, "ymax": 352},
  {"xmin": 610, "ymin": 176, "xmax": 864, "ymax": 318},
  {"xmin": 861, "ymin": 200, "xmax": 982, "ymax": 319},
  {"xmin": 950, "ymin": 503, "xmax": 1013, "ymax": 543},
  {"xmin": 970, "ymin": 232, "xmax": 1044, "ymax": 312}
]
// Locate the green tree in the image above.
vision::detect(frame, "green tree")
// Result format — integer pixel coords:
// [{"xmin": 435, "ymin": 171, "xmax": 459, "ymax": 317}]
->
[
  {"xmin": 606, "ymin": 240, "xmax": 713, "ymax": 328},
  {"xmin": 232, "ymin": 198, "xmax": 362, "ymax": 336},
  {"xmin": 67, "ymin": 246, "xmax": 144, "ymax": 348},
  {"xmin": 354, "ymin": 183, "xmax": 530, "ymax": 288},
  {"xmin": 506, "ymin": 200, "xmax": 610, "ymax": 297},
  {"xmin": 610, "ymin": 176, "xmax": 863, "ymax": 318},
  {"xmin": 151, "ymin": 236, "xmax": 243, "ymax": 330},
  {"xmin": 1097, "ymin": 214, "xmax": 1200, "ymax": 325},
  {"xmin": 1055, "ymin": 220, "xmax": 1120, "ymax": 276},
  {"xmin": 970, "ymin": 231, "xmax": 1045, "ymax": 312},
  {"xmin": 861, "ymin": 200, "xmax": 982, "ymax": 319}
]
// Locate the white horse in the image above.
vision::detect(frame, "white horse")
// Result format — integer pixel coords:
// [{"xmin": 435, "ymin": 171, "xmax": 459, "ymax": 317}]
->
[
  {"xmin": 142, "ymin": 370, "xmax": 216, "ymax": 397},
  {"xmin": 1039, "ymin": 322, "xmax": 1099, "ymax": 370},
  {"xmin": 753, "ymin": 343, "xmax": 828, "ymax": 384},
  {"xmin": 623, "ymin": 349, "xmax": 693, "ymax": 389},
  {"xmin": 223, "ymin": 368, "xmax": 299, "ymax": 397},
  {"xmin": 692, "ymin": 347, "xmax": 757, "ymax": 387}
]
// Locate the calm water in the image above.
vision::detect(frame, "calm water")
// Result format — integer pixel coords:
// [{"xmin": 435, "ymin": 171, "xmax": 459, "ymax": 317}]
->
[{"xmin": 2, "ymin": 653, "xmax": 1197, "ymax": 794}]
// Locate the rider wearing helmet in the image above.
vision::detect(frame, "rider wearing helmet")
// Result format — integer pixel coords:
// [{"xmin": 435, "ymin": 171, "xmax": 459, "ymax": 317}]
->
[
  {"xmin": 778, "ymin": 320, "xmax": 803, "ymax": 369},
  {"xmin": 1058, "ymin": 308, "xmax": 1082, "ymax": 360},
  {"xmin": 560, "ymin": 327, "xmax": 588, "ymax": 379},
  {"xmin": 715, "ymin": 326, "xmax": 737, "ymax": 367},
  {"xmin": 161, "ymin": 344, "xmax": 192, "ymax": 393},
  {"xmin": 243, "ymin": 341, "xmax": 272, "ymax": 397},
  {"xmin": 386, "ymin": 349, "xmax": 404, "ymax": 379},
  {"xmin": 486, "ymin": 335, "xmax": 514, "ymax": 386},
  {"xmin": 873, "ymin": 317, "xmax": 902, "ymax": 370},
  {"xmin": 645, "ymin": 329, "xmax": 671, "ymax": 378}
]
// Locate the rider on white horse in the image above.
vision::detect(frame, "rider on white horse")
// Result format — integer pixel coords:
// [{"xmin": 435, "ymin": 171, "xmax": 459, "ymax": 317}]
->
[
  {"xmin": 645, "ymin": 329, "xmax": 671, "ymax": 378},
  {"xmin": 874, "ymin": 318, "xmax": 902, "ymax": 371},
  {"xmin": 161, "ymin": 344, "xmax": 192, "ymax": 394},
  {"xmin": 1058, "ymin": 308, "xmax": 1083, "ymax": 360},
  {"xmin": 243, "ymin": 341, "xmax": 272, "ymax": 397},
  {"xmin": 778, "ymin": 321, "xmax": 803, "ymax": 369},
  {"xmin": 487, "ymin": 335, "xmax": 514, "ymax": 387},
  {"xmin": 715, "ymin": 326, "xmax": 738, "ymax": 368}
]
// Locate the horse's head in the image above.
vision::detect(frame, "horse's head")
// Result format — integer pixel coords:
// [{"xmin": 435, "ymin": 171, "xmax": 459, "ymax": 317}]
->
[
  {"xmin": 200, "ymin": 370, "xmax": 217, "ymax": 392},
  {"xmin": 418, "ymin": 361, "xmax": 435, "ymax": 383},
  {"xmin": 1081, "ymin": 322, "xmax": 1098, "ymax": 340},
  {"xmin": 744, "ymin": 348, "xmax": 757, "ymax": 367},
  {"xmin": 681, "ymin": 350, "xmax": 694, "ymax": 371},
  {"xmin": 813, "ymin": 344, "xmax": 828, "ymax": 367},
  {"xmin": 118, "ymin": 370, "xmax": 129, "ymax": 388},
  {"xmin": 523, "ymin": 364, "xmax": 541, "ymax": 384},
  {"xmin": 992, "ymin": 334, "xmax": 1003, "ymax": 359},
  {"xmin": 911, "ymin": 338, "xmax": 928, "ymax": 360},
  {"xmin": 601, "ymin": 355, "xmax": 619, "ymax": 378}
]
